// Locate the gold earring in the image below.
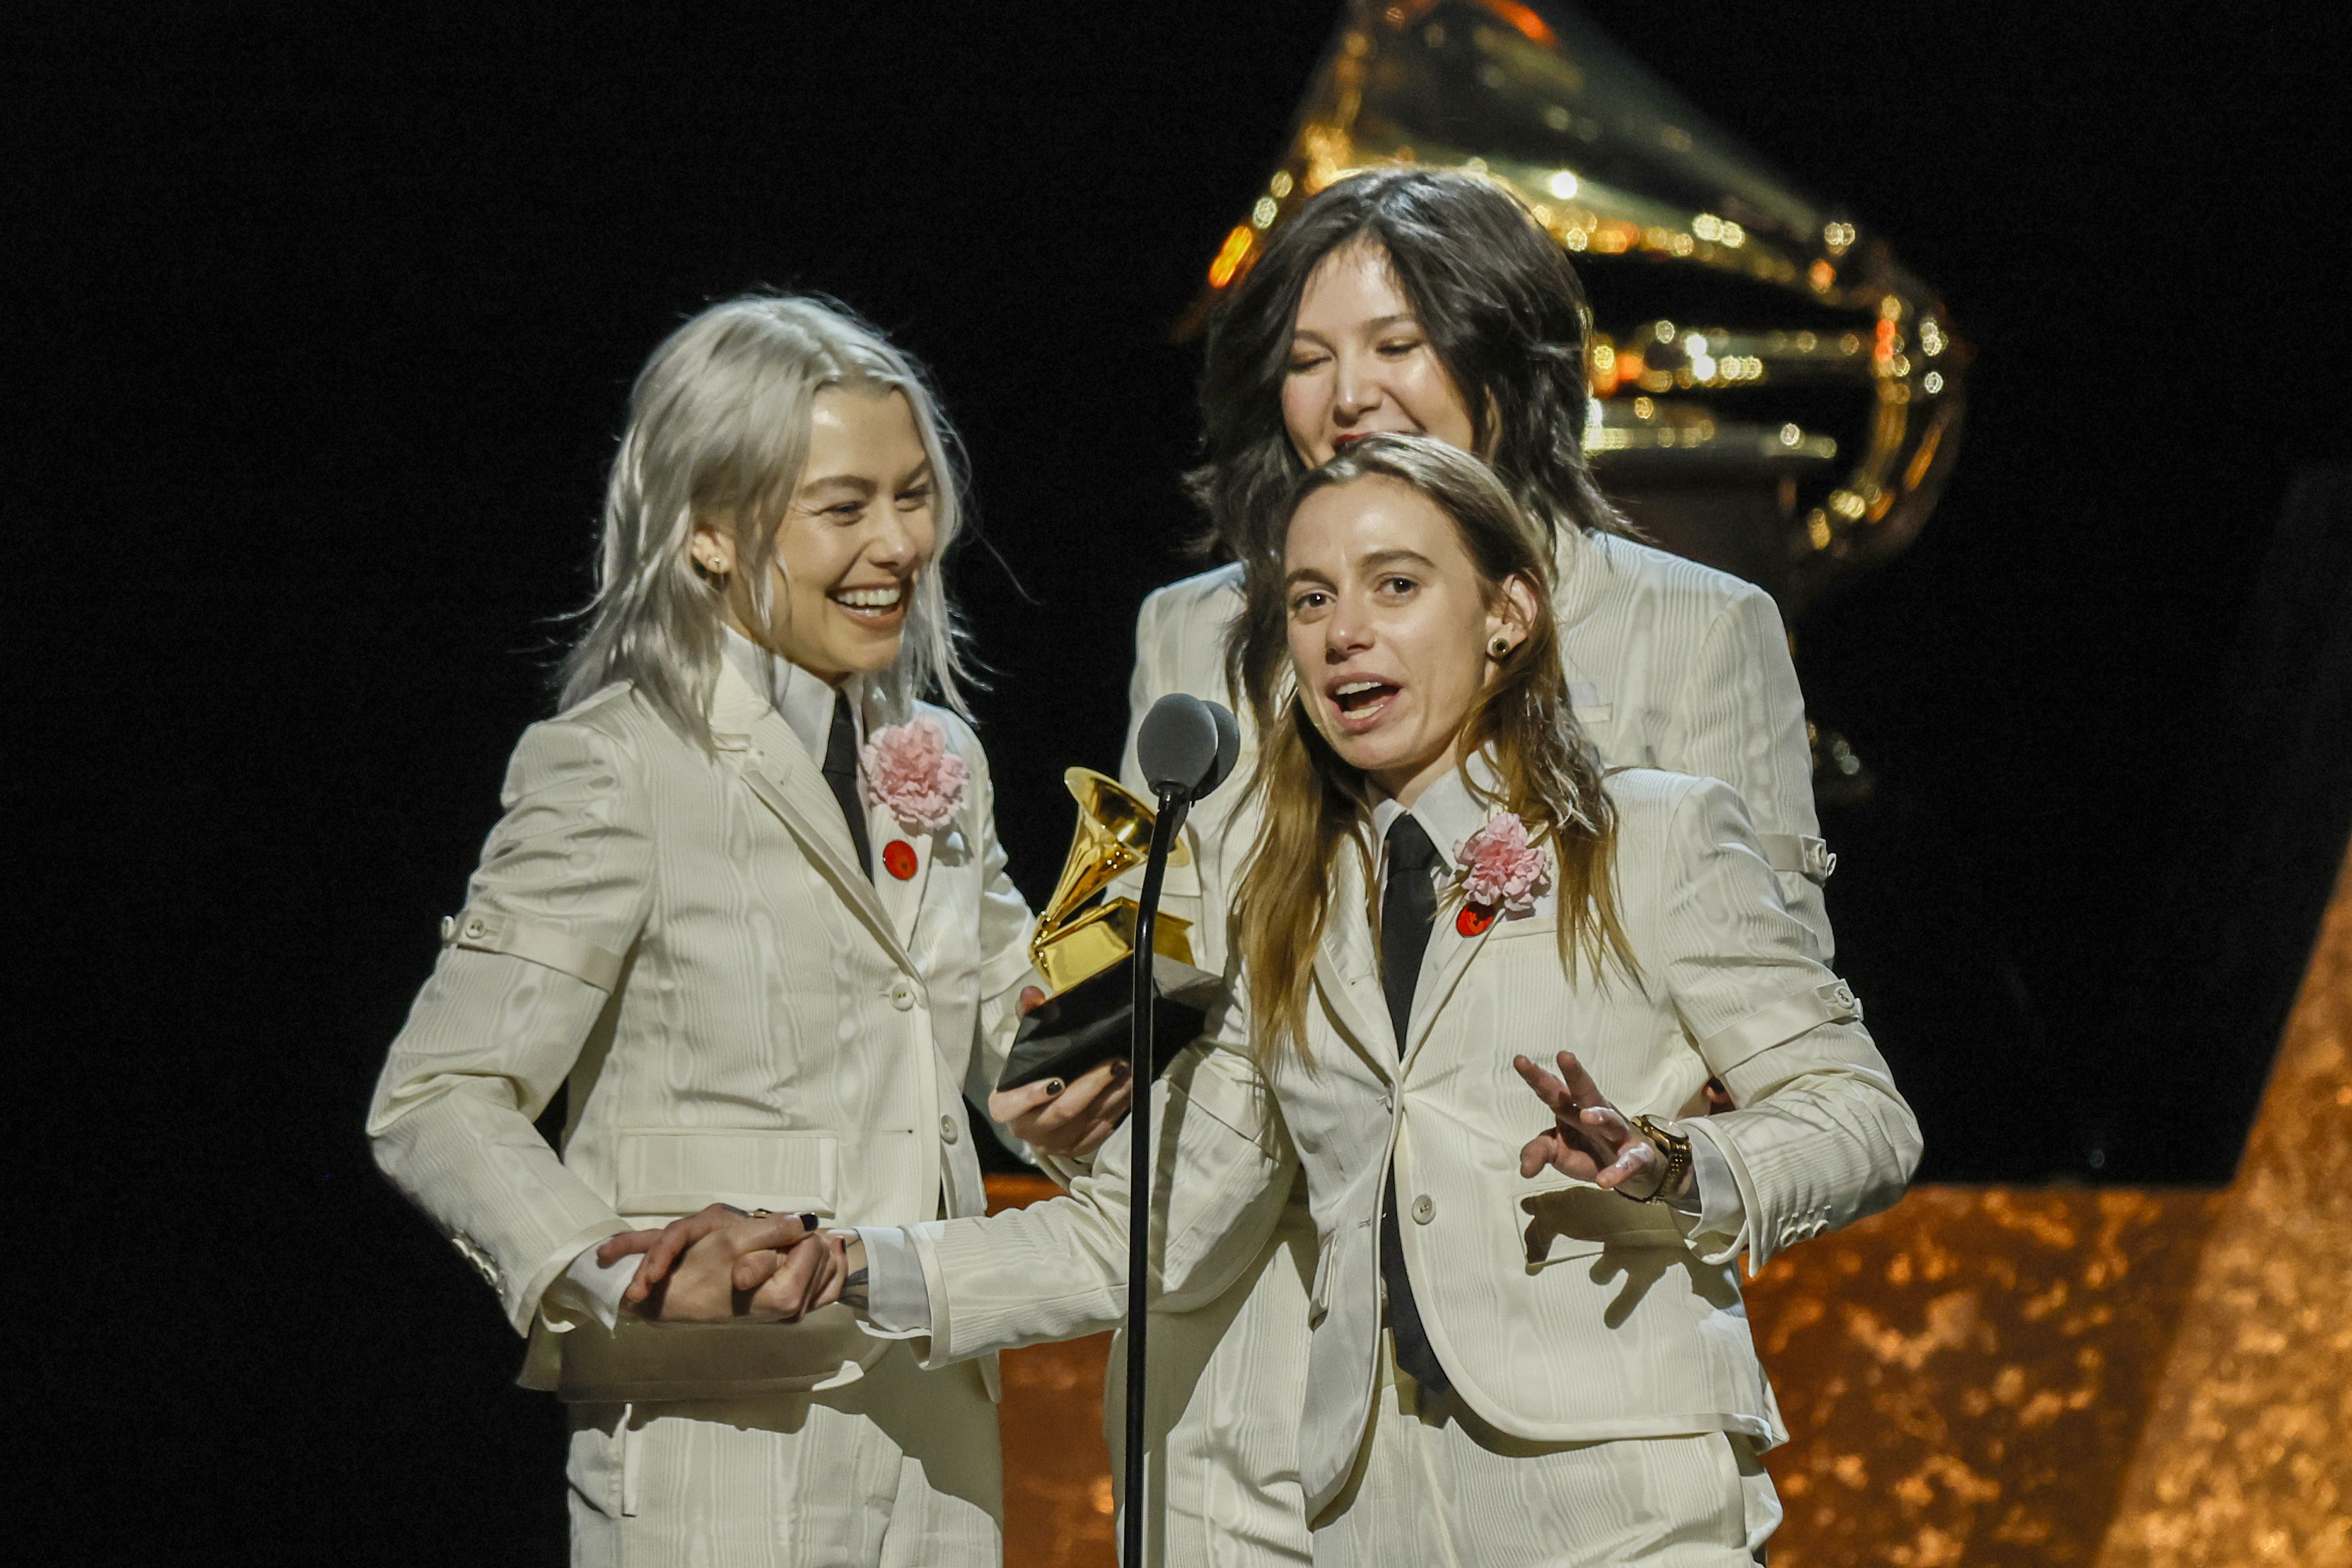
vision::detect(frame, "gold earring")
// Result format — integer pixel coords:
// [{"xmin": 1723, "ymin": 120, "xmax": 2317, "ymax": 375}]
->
[{"xmin": 1489, "ymin": 634, "xmax": 1512, "ymax": 658}]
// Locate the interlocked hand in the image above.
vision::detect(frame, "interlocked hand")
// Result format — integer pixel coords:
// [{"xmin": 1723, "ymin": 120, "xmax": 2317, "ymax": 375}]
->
[{"xmin": 596, "ymin": 1206, "xmax": 850, "ymax": 1323}]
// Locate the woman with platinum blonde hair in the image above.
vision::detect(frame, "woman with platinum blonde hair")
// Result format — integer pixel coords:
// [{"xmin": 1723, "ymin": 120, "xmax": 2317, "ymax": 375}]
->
[
  {"xmin": 368, "ymin": 292, "xmax": 1097, "ymax": 1567},
  {"xmin": 561, "ymin": 292, "xmax": 974, "ymax": 739}
]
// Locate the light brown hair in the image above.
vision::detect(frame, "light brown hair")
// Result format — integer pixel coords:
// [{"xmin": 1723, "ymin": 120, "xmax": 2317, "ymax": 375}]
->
[{"xmin": 1230, "ymin": 434, "xmax": 1634, "ymax": 1066}]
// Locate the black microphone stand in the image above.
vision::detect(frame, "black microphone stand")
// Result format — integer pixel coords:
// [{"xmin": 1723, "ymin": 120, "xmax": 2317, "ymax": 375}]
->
[{"xmin": 1122, "ymin": 784, "xmax": 1189, "ymax": 1568}]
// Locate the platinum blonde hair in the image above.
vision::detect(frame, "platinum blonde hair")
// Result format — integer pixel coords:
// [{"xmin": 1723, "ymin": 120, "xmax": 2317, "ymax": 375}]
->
[{"xmin": 560, "ymin": 293, "xmax": 975, "ymax": 746}]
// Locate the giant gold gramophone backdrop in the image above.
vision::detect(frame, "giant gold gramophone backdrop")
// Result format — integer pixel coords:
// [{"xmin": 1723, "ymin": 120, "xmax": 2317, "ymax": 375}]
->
[
  {"xmin": 13, "ymin": 1, "xmax": 2350, "ymax": 1563},
  {"xmin": 1190, "ymin": 0, "xmax": 1966, "ymax": 626}
]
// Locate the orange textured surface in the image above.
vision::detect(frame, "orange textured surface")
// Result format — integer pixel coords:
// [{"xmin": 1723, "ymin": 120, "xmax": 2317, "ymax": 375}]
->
[
  {"xmin": 983, "ymin": 849, "xmax": 2352, "ymax": 1564},
  {"xmin": 989, "ymin": 1184, "xmax": 2220, "ymax": 1566},
  {"xmin": 2094, "ymin": 852, "xmax": 2352, "ymax": 1568},
  {"xmin": 1744, "ymin": 1186, "xmax": 2221, "ymax": 1566},
  {"xmin": 988, "ymin": 1177, "xmax": 1117, "ymax": 1567}
]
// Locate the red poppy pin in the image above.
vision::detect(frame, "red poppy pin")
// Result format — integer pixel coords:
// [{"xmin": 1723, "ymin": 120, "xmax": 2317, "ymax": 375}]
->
[
  {"xmin": 883, "ymin": 840, "xmax": 920, "ymax": 881},
  {"xmin": 1456, "ymin": 904, "xmax": 1496, "ymax": 937}
]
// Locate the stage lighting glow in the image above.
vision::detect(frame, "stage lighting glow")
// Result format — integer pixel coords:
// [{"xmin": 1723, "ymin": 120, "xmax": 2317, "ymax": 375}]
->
[{"xmin": 1206, "ymin": 225, "xmax": 1252, "ymax": 288}]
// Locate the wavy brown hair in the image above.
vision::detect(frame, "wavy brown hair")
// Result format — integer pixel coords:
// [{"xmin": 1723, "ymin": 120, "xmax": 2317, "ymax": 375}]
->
[{"xmin": 1232, "ymin": 435, "xmax": 1635, "ymax": 1068}]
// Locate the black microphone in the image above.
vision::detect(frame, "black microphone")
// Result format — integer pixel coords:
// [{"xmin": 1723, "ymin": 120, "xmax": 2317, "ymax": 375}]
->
[
  {"xmin": 1122, "ymin": 692, "xmax": 1235, "ymax": 1568},
  {"xmin": 1134, "ymin": 692, "xmax": 1239, "ymax": 808}
]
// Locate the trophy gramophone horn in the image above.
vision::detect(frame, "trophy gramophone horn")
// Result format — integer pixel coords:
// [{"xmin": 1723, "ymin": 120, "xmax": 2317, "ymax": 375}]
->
[
  {"xmin": 1030, "ymin": 768, "xmax": 1195, "ymax": 993},
  {"xmin": 1189, "ymin": 0, "xmax": 1968, "ymax": 619}
]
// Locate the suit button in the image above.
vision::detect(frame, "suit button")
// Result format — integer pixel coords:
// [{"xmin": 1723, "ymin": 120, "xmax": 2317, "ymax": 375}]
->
[
  {"xmin": 889, "ymin": 980, "xmax": 916, "ymax": 1011},
  {"xmin": 1411, "ymin": 1194, "xmax": 1436, "ymax": 1225},
  {"xmin": 940, "ymin": 1114, "xmax": 960, "ymax": 1144}
]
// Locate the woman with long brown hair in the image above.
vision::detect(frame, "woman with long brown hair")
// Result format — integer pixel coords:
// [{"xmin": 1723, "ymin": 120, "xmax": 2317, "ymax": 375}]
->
[
  {"xmin": 615, "ymin": 434, "xmax": 1916, "ymax": 1564},
  {"xmin": 1093, "ymin": 166, "xmax": 1837, "ymax": 1563}
]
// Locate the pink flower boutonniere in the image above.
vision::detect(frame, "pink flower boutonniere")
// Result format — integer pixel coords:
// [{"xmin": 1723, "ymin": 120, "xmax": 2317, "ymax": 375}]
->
[
  {"xmin": 1454, "ymin": 812, "xmax": 1551, "ymax": 919},
  {"xmin": 861, "ymin": 717, "xmax": 969, "ymax": 834}
]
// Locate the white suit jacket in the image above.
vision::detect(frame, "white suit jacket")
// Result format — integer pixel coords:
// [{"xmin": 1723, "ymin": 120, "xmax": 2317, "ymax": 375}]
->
[
  {"xmin": 368, "ymin": 657, "xmax": 1034, "ymax": 1402},
  {"xmin": 912, "ymin": 771, "xmax": 1917, "ymax": 1518},
  {"xmin": 1122, "ymin": 528, "xmax": 1833, "ymax": 970}
]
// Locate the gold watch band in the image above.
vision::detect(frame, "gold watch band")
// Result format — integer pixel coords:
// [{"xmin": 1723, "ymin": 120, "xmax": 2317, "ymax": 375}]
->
[{"xmin": 1628, "ymin": 1114, "xmax": 1693, "ymax": 1205}]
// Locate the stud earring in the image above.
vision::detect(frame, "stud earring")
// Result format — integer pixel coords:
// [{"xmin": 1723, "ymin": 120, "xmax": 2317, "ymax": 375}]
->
[{"xmin": 1489, "ymin": 634, "xmax": 1513, "ymax": 658}]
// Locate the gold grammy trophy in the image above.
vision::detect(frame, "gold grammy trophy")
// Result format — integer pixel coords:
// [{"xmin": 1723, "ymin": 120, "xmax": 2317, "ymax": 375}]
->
[{"xmin": 996, "ymin": 769, "xmax": 1221, "ymax": 1091}]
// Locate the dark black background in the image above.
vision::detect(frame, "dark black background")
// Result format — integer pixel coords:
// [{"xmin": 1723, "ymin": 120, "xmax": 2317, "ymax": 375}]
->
[{"xmin": 11, "ymin": 2, "xmax": 2350, "ymax": 1560}]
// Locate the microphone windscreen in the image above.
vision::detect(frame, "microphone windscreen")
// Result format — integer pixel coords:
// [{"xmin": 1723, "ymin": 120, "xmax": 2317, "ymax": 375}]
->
[
  {"xmin": 1136, "ymin": 693, "xmax": 1223, "ymax": 800},
  {"xmin": 1202, "ymin": 701, "xmax": 1241, "ymax": 797}
]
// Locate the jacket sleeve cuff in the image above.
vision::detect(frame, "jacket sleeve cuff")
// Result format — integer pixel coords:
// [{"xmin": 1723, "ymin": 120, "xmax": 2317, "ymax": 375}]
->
[{"xmin": 905, "ymin": 1220, "xmax": 960, "ymax": 1366}]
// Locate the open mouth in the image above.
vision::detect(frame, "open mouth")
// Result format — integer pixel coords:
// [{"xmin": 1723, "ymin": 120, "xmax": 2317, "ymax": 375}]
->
[
  {"xmin": 828, "ymin": 582, "xmax": 907, "ymax": 621},
  {"xmin": 1328, "ymin": 677, "xmax": 1400, "ymax": 730}
]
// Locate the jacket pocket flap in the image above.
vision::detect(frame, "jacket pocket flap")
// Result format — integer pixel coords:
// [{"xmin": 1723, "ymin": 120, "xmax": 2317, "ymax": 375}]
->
[{"xmin": 615, "ymin": 1128, "xmax": 839, "ymax": 1219}]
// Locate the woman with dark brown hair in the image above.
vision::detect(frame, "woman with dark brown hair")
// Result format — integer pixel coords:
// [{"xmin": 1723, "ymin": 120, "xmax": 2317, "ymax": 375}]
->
[{"xmin": 1087, "ymin": 167, "xmax": 1837, "ymax": 1561}]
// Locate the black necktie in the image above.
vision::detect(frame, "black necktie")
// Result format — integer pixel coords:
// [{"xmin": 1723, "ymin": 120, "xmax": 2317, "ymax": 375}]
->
[
  {"xmin": 822, "ymin": 693, "xmax": 874, "ymax": 882},
  {"xmin": 1380, "ymin": 815, "xmax": 1443, "ymax": 1048},
  {"xmin": 1378, "ymin": 814, "xmax": 1451, "ymax": 1394}
]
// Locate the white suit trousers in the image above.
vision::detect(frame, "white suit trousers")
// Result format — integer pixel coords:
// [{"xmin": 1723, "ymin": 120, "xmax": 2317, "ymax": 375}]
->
[
  {"xmin": 564, "ymin": 1344, "xmax": 1001, "ymax": 1567},
  {"xmin": 1108, "ymin": 1190, "xmax": 1318, "ymax": 1567},
  {"xmin": 1312, "ymin": 1337, "xmax": 1778, "ymax": 1567}
]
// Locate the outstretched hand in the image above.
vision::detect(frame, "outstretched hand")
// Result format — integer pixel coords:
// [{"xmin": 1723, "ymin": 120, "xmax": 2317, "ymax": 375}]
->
[
  {"xmin": 1513, "ymin": 1050, "xmax": 1675, "ymax": 1201},
  {"xmin": 986, "ymin": 986, "xmax": 1133, "ymax": 1159},
  {"xmin": 595, "ymin": 1206, "xmax": 851, "ymax": 1324}
]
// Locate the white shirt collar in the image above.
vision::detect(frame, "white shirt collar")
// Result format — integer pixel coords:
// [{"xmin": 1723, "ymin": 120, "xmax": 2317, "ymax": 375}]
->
[
  {"xmin": 720, "ymin": 626, "xmax": 854, "ymax": 763},
  {"xmin": 1367, "ymin": 757, "xmax": 1499, "ymax": 893}
]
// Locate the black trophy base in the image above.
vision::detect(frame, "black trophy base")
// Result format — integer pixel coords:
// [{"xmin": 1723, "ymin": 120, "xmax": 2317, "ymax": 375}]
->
[{"xmin": 996, "ymin": 951, "xmax": 1219, "ymax": 1092}]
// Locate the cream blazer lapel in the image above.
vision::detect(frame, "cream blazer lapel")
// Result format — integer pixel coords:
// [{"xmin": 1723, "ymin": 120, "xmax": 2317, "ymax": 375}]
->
[
  {"xmin": 1311, "ymin": 850, "xmax": 1399, "ymax": 1084},
  {"xmin": 709, "ymin": 660, "xmax": 921, "ymax": 983},
  {"xmin": 867, "ymin": 795, "xmax": 938, "ymax": 951}
]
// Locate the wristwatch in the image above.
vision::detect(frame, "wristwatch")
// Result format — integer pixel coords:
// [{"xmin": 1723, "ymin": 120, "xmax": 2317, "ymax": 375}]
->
[{"xmin": 1628, "ymin": 1114, "xmax": 1693, "ymax": 1205}]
